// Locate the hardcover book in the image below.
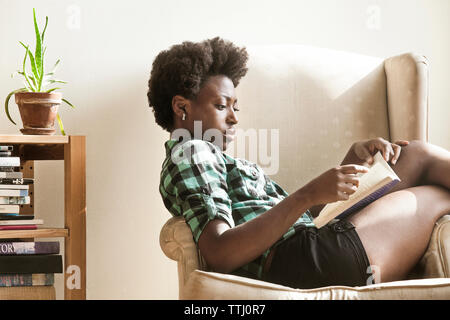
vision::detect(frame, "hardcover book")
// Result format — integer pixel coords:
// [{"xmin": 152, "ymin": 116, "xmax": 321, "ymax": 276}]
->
[
  {"xmin": 313, "ymin": 152, "xmax": 400, "ymax": 228},
  {"xmin": 0, "ymin": 241, "xmax": 60, "ymax": 255},
  {"xmin": 0, "ymin": 196, "xmax": 30, "ymax": 205},
  {"xmin": 0, "ymin": 225, "xmax": 37, "ymax": 230},
  {"xmin": 0, "ymin": 157, "xmax": 20, "ymax": 167},
  {"xmin": 0, "ymin": 189, "xmax": 28, "ymax": 197},
  {"xmin": 0, "ymin": 255, "xmax": 63, "ymax": 274},
  {"xmin": 0, "ymin": 172, "xmax": 23, "ymax": 179},
  {"xmin": 0, "ymin": 205, "xmax": 20, "ymax": 214},
  {"xmin": 0, "ymin": 274, "xmax": 54, "ymax": 287},
  {"xmin": 0, "ymin": 214, "xmax": 34, "ymax": 220},
  {"xmin": 0, "ymin": 178, "xmax": 34, "ymax": 185},
  {"xmin": 0, "ymin": 219, "xmax": 43, "ymax": 226},
  {"xmin": 0, "ymin": 184, "xmax": 29, "ymax": 190},
  {"xmin": 0, "ymin": 285, "xmax": 55, "ymax": 299}
]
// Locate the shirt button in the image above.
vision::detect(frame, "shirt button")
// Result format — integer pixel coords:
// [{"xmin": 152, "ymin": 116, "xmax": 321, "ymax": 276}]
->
[
  {"xmin": 248, "ymin": 189, "xmax": 258, "ymax": 197},
  {"xmin": 201, "ymin": 186, "xmax": 209, "ymax": 195},
  {"xmin": 334, "ymin": 224, "xmax": 344, "ymax": 232}
]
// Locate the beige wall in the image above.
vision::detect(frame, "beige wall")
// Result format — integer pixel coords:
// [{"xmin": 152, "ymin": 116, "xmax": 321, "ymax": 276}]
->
[{"xmin": 0, "ymin": 0, "xmax": 448, "ymax": 299}]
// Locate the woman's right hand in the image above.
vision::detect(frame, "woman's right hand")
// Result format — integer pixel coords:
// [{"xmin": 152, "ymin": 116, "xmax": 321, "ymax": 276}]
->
[{"xmin": 304, "ymin": 164, "xmax": 369, "ymax": 205}]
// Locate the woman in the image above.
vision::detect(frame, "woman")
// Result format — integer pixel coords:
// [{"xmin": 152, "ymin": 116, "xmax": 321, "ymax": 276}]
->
[{"xmin": 148, "ymin": 37, "xmax": 450, "ymax": 289}]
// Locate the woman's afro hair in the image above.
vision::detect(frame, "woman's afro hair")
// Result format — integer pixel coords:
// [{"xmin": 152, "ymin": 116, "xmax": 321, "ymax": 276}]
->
[{"xmin": 147, "ymin": 37, "xmax": 249, "ymax": 132}]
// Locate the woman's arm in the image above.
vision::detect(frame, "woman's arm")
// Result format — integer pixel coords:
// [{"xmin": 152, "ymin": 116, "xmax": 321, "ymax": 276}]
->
[
  {"xmin": 198, "ymin": 164, "xmax": 368, "ymax": 273},
  {"xmin": 308, "ymin": 143, "xmax": 363, "ymax": 218}
]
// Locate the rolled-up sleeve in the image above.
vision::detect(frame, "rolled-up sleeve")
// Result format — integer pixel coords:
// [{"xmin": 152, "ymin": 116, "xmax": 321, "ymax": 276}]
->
[{"xmin": 168, "ymin": 140, "xmax": 234, "ymax": 243}]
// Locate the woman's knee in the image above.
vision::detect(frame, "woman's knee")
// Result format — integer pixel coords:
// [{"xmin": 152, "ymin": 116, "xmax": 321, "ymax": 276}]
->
[{"xmin": 403, "ymin": 140, "xmax": 430, "ymax": 158}]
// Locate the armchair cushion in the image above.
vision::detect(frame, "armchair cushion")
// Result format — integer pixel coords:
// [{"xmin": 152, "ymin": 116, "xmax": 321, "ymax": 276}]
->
[{"xmin": 182, "ymin": 270, "xmax": 450, "ymax": 300}]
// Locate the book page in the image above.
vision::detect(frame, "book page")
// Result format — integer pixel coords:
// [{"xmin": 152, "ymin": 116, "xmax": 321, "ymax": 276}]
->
[{"xmin": 313, "ymin": 152, "xmax": 400, "ymax": 228}]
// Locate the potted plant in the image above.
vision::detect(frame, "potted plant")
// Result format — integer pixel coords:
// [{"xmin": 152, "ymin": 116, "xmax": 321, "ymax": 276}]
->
[{"xmin": 4, "ymin": 8, "xmax": 75, "ymax": 136}]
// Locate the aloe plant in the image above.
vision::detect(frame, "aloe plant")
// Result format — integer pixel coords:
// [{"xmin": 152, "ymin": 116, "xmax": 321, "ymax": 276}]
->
[{"xmin": 4, "ymin": 8, "xmax": 75, "ymax": 135}]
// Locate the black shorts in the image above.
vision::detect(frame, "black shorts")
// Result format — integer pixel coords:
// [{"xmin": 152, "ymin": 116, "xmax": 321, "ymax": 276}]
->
[{"xmin": 263, "ymin": 219, "xmax": 372, "ymax": 289}]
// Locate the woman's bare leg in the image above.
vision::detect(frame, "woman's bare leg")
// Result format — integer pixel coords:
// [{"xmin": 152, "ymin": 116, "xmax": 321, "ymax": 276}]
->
[
  {"xmin": 310, "ymin": 140, "xmax": 450, "ymax": 218},
  {"xmin": 348, "ymin": 185, "xmax": 450, "ymax": 283},
  {"xmin": 385, "ymin": 140, "xmax": 450, "ymax": 193}
]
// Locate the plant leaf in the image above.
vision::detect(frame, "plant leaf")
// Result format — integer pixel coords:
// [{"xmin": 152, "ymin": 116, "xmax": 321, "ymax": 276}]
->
[
  {"xmin": 41, "ymin": 16, "xmax": 48, "ymax": 43},
  {"xmin": 38, "ymin": 46, "xmax": 46, "ymax": 91},
  {"xmin": 56, "ymin": 113, "xmax": 66, "ymax": 136},
  {"xmin": 19, "ymin": 41, "xmax": 39, "ymax": 81},
  {"xmin": 33, "ymin": 8, "xmax": 42, "ymax": 78},
  {"xmin": 45, "ymin": 87, "xmax": 60, "ymax": 93},
  {"xmin": 17, "ymin": 71, "xmax": 37, "ymax": 87},
  {"xmin": 47, "ymin": 79, "xmax": 67, "ymax": 84},
  {"xmin": 45, "ymin": 59, "xmax": 60, "ymax": 76},
  {"xmin": 62, "ymin": 98, "xmax": 76, "ymax": 109},
  {"xmin": 21, "ymin": 45, "xmax": 36, "ymax": 92},
  {"xmin": 4, "ymin": 88, "xmax": 28, "ymax": 125}
]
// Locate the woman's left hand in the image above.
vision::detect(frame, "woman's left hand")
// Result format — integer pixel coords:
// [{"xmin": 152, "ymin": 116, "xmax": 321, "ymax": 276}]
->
[{"xmin": 353, "ymin": 137, "xmax": 410, "ymax": 165}]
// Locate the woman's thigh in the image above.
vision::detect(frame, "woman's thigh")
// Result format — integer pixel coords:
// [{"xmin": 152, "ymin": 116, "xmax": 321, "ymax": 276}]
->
[{"xmin": 348, "ymin": 185, "xmax": 450, "ymax": 283}]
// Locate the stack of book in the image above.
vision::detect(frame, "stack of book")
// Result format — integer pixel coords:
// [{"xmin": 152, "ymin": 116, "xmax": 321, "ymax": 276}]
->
[
  {"xmin": 0, "ymin": 145, "xmax": 61, "ymax": 299},
  {"xmin": 0, "ymin": 145, "xmax": 37, "ymax": 228}
]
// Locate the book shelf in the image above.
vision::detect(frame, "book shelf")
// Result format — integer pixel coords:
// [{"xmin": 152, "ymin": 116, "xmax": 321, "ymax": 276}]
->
[{"xmin": 0, "ymin": 135, "xmax": 86, "ymax": 300}]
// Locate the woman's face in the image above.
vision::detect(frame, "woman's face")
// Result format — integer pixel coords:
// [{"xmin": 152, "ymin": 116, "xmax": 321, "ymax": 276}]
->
[{"xmin": 185, "ymin": 75, "xmax": 239, "ymax": 151}]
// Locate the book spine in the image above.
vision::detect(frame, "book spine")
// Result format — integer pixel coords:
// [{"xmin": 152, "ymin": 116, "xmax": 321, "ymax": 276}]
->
[
  {"xmin": 0, "ymin": 190, "xmax": 28, "ymax": 197},
  {"xmin": 0, "ymin": 205, "xmax": 20, "ymax": 213},
  {"xmin": 0, "ymin": 178, "xmax": 34, "ymax": 185},
  {"xmin": 0, "ymin": 225, "xmax": 37, "ymax": 230},
  {"xmin": 0, "ymin": 285, "xmax": 55, "ymax": 299},
  {"xmin": 0, "ymin": 219, "xmax": 43, "ymax": 226},
  {"xmin": 337, "ymin": 179, "xmax": 400, "ymax": 219},
  {"xmin": 0, "ymin": 172, "xmax": 23, "ymax": 179},
  {"xmin": 0, "ymin": 255, "xmax": 63, "ymax": 273},
  {"xmin": 0, "ymin": 274, "xmax": 54, "ymax": 287},
  {"xmin": 0, "ymin": 151, "xmax": 12, "ymax": 157},
  {"xmin": 0, "ymin": 196, "xmax": 30, "ymax": 205},
  {"xmin": 0, "ymin": 158, "xmax": 20, "ymax": 167},
  {"xmin": 0, "ymin": 184, "xmax": 29, "ymax": 190},
  {"xmin": 0, "ymin": 242, "xmax": 60, "ymax": 255},
  {"xmin": 0, "ymin": 146, "xmax": 13, "ymax": 151},
  {"xmin": 0, "ymin": 214, "xmax": 34, "ymax": 220}
]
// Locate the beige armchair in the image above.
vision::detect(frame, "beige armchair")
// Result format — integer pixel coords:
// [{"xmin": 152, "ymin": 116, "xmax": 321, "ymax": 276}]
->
[{"xmin": 160, "ymin": 45, "xmax": 450, "ymax": 299}]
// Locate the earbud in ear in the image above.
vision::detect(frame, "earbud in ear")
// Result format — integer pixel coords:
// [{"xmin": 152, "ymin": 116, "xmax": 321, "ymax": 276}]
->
[{"xmin": 181, "ymin": 106, "xmax": 186, "ymax": 120}]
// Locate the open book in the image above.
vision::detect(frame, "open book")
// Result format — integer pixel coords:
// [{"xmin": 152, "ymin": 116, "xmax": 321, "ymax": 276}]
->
[{"xmin": 313, "ymin": 151, "xmax": 400, "ymax": 228}]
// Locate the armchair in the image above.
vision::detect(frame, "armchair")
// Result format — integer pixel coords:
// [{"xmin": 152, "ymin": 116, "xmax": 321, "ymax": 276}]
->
[{"xmin": 160, "ymin": 45, "xmax": 450, "ymax": 299}]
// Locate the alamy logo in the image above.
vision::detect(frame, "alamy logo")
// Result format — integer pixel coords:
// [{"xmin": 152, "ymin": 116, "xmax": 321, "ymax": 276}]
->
[
  {"xmin": 66, "ymin": 265, "xmax": 81, "ymax": 290},
  {"xmin": 170, "ymin": 121, "xmax": 279, "ymax": 175}
]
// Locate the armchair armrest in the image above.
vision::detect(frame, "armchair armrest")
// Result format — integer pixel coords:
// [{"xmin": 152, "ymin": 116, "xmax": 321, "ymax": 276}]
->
[
  {"xmin": 384, "ymin": 53, "xmax": 429, "ymax": 142},
  {"xmin": 413, "ymin": 215, "xmax": 450, "ymax": 278},
  {"xmin": 160, "ymin": 216, "xmax": 208, "ymax": 298}
]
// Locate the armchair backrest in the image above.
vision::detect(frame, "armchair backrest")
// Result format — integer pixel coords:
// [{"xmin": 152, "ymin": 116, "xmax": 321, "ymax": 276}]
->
[{"xmin": 230, "ymin": 45, "xmax": 428, "ymax": 193}]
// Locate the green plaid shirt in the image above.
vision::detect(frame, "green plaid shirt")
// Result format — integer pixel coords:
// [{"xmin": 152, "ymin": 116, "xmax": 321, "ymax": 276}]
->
[{"xmin": 159, "ymin": 138, "xmax": 315, "ymax": 280}]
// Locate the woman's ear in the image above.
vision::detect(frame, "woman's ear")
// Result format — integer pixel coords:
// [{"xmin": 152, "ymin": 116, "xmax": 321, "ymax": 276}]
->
[{"xmin": 172, "ymin": 95, "xmax": 189, "ymax": 119}]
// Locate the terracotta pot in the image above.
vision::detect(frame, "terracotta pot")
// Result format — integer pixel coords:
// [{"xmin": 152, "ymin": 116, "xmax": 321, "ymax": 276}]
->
[{"xmin": 15, "ymin": 92, "xmax": 62, "ymax": 135}]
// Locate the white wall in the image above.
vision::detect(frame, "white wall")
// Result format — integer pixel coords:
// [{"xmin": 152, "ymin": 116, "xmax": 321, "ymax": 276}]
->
[{"xmin": 0, "ymin": 0, "xmax": 448, "ymax": 299}]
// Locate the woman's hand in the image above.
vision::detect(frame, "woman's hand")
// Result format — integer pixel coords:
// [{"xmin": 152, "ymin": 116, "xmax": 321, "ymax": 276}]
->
[
  {"xmin": 353, "ymin": 137, "xmax": 409, "ymax": 165},
  {"xmin": 304, "ymin": 164, "xmax": 369, "ymax": 205}
]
